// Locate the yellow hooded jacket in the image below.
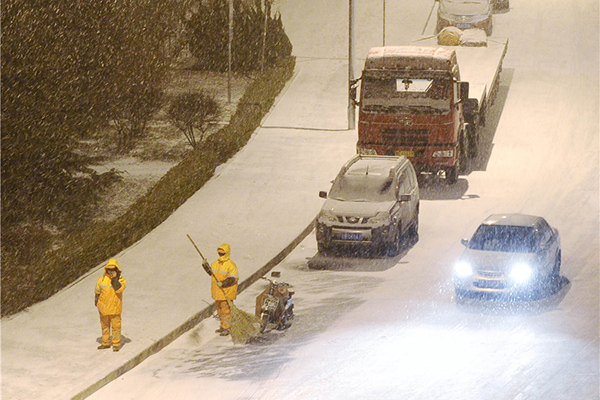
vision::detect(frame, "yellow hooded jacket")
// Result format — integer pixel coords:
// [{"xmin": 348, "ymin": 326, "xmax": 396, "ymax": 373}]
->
[
  {"xmin": 95, "ymin": 259, "xmax": 127, "ymax": 315},
  {"xmin": 211, "ymin": 244, "xmax": 239, "ymax": 301}
]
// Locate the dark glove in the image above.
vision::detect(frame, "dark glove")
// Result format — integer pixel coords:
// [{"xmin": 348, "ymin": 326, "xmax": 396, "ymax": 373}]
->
[
  {"xmin": 220, "ymin": 277, "xmax": 236, "ymax": 288},
  {"xmin": 95, "ymin": 293, "xmax": 100, "ymax": 307},
  {"xmin": 202, "ymin": 260, "xmax": 212, "ymax": 276},
  {"xmin": 111, "ymin": 275, "xmax": 122, "ymax": 291}
]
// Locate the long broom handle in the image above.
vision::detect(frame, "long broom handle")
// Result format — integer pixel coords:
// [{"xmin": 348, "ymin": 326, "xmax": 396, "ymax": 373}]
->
[
  {"xmin": 186, "ymin": 234, "xmax": 232, "ymax": 302},
  {"xmin": 187, "ymin": 234, "xmax": 208, "ymax": 262}
]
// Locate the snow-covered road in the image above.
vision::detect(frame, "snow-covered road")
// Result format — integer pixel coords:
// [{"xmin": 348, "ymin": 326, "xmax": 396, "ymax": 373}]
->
[{"xmin": 86, "ymin": 0, "xmax": 599, "ymax": 399}]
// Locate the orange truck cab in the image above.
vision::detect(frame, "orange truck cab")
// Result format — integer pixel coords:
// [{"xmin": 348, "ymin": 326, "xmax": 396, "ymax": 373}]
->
[{"xmin": 355, "ymin": 36, "xmax": 508, "ymax": 184}]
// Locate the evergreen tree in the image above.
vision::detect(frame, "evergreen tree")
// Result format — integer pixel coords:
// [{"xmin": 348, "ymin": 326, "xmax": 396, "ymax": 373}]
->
[{"xmin": 186, "ymin": 0, "xmax": 292, "ymax": 72}]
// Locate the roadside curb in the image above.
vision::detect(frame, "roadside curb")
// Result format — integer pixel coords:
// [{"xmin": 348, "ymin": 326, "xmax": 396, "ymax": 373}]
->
[{"xmin": 71, "ymin": 219, "xmax": 316, "ymax": 400}]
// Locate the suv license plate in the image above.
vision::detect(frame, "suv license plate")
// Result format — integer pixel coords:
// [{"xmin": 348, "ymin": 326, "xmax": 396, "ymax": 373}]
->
[
  {"xmin": 341, "ymin": 232, "xmax": 363, "ymax": 241},
  {"xmin": 396, "ymin": 150, "xmax": 414, "ymax": 157},
  {"xmin": 457, "ymin": 23, "xmax": 471, "ymax": 29}
]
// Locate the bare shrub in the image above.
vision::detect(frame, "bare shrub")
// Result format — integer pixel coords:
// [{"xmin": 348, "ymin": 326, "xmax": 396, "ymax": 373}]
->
[{"xmin": 167, "ymin": 91, "xmax": 221, "ymax": 149}]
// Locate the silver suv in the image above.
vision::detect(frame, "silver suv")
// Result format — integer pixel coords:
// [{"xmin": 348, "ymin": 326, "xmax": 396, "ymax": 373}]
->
[
  {"xmin": 436, "ymin": 0, "xmax": 493, "ymax": 36},
  {"xmin": 316, "ymin": 155, "xmax": 419, "ymax": 256}
]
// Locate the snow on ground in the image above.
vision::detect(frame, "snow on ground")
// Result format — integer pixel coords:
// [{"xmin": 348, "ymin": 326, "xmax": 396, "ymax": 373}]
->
[
  {"xmin": 1, "ymin": 54, "xmax": 356, "ymax": 400},
  {"xmin": 87, "ymin": 0, "xmax": 599, "ymax": 399}
]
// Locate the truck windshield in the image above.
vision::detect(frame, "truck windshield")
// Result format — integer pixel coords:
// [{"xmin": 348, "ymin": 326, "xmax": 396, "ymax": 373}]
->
[
  {"xmin": 362, "ymin": 75, "xmax": 451, "ymax": 113},
  {"xmin": 329, "ymin": 175, "xmax": 396, "ymax": 202}
]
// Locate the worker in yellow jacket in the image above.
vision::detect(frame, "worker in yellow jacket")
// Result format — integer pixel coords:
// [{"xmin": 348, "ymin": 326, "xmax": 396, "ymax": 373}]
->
[
  {"xmin": 95, "ymin": 259, "xmax": 127, "ymax": 351},
  {"xmin": 202, "ymin": 244, "xmax": 238, "ymax": 336}
]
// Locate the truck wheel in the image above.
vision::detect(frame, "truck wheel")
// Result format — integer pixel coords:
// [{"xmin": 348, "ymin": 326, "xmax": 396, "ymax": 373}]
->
[
  {"xmin": 446, "ymin": 167, "xmax": 458, "ymax": 184},
  {"xmin": 458, "ymin": 130, "xmax": 469, "ymax": 173},
  {"xmin": 467, "ymin": 124, "xmax": 479, "ymax": 159}
]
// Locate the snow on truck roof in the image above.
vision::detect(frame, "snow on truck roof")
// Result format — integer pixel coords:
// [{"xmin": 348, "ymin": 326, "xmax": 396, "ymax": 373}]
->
[{"xmin": 365, "ymin": 46, "xmax": 457, "ymax": 71}]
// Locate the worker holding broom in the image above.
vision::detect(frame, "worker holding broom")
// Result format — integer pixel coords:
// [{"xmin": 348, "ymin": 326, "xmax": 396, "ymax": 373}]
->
[
  {"xmin": 202, "ymin": 244, "xmax": 239, "ymax": 336},
  {"xmin": 189, "ymin": 235, "xmax": 261, "ymax": 343}
]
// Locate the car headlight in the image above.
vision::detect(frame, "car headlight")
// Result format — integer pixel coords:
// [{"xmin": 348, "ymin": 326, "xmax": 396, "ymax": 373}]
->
[
  {"xmin": 369, "ymin": 211, "xmax": 391, "ymax": 224},
  {"xmin": 454, "ymin": 261, "xmax": 473, "ymax": 278},
  {"xmin": 509, "ymin": 263, "xmax": 532, "ymax": 283},
  {"xmin": 318, "ymin": 209, "xmax": 337, "ymax": 223}
]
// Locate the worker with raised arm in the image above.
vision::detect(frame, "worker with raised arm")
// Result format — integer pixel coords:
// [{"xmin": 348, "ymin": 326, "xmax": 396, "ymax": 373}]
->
[{"xmin": 202, "ymin": 244, "xmax": 238, "ymax": 336}]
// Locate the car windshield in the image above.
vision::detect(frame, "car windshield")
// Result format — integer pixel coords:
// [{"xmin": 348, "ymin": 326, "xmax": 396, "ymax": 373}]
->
[
  {"xmin": 468, "ymin": 225, "xmax": 539, "ymax": 253},
  {"xmin": 329, "ymin": 175, "xmax": 396, "ymax": 202}
]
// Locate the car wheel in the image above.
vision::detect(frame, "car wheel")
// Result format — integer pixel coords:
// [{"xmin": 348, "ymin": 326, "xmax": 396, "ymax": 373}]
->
[
  {"xmin": 552, "ymin": 250, "xmax": 562, "ymax": 279},
  {"xmin": 387, "ymin": 227, "xmax": 402, "ymax": 256},
  {"xmin": 407, "ymin": 217, "xmax": 419, "ymax": 245},
  {"xmin": 317, "ymin": 242, "xmax": 329, "ymax": 255},
  {"xmin": 455, "ymin": 288, "xmax": 469, "ymax": 304}
]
